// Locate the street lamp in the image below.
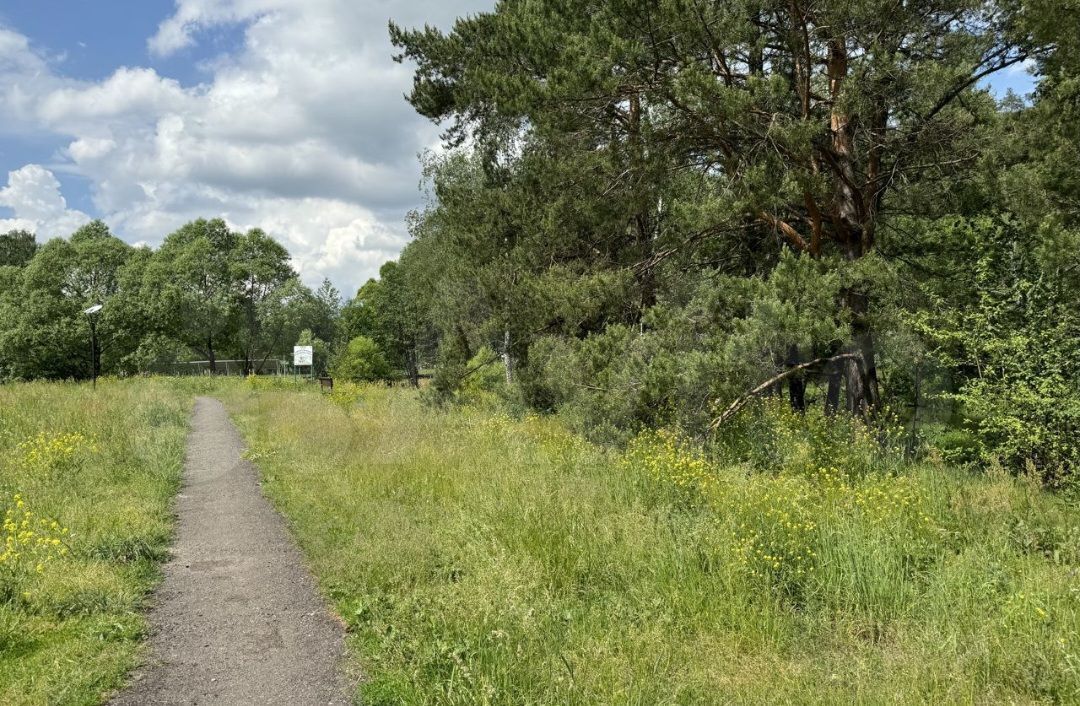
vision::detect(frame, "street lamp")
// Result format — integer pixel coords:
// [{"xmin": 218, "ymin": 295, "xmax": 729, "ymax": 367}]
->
[{"xmin": 83, "ymin": 304, "xmax": 103, "ymax": 388}]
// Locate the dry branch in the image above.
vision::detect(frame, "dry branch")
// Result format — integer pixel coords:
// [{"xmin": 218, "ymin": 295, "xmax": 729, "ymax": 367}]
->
[{"xmin": 708, "ymin": 352, "xmax": 862, "ymax": 430}]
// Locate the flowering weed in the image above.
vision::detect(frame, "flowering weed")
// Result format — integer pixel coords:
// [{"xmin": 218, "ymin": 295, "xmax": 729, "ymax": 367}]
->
[
  {"xmin": 0, "ymin": 380, "xmax": 189, "ymax": 704},
  {"xmin": 17, "ymin": 431, "xmax": 98, "ymax": 476},
  {"xmin": 0, "ymin": 493, "xmax": 70, "ymax": 604},
  {"xmin": 220, "ymin": 383, "xmax": 1080, "ymax": 703}
]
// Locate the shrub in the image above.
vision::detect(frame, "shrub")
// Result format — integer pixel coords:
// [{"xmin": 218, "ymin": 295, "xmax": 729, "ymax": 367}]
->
[
  {"xmin": 332, "ymin": 336, "xmax": 392, "ymax": 382},
  {"xmin": 458, "ymin": 346, "xmax": 507, "ymax": 406},
  {"xmin": 710, "ymin": 397, "xmax": 907, "ymax": 478},
  {"xmin": 912, "ymin": 217, "xmax": 1080, "ymax": 479}
]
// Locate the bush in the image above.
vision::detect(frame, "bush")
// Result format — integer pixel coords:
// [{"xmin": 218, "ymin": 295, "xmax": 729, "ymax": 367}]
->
[
  {"xmin": 913, "ymin": 217, "xmax": 1080, "ymax": 480},
  {"xmin": 458, "ymin": 346, "xmax": 507, "ymax": 406},
  {"xmin": 332, "ymin": 336, "xmax": 392, "ymax": 382}
]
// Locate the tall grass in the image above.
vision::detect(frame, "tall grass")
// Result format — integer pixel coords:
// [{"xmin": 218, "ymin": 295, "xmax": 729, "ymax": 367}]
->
[
  {"xmin": 222, "ymin": 383, "xmax": 1080, "ymax": 704},
  {"xmin": 0, "ymin": 379, "xmax": 189, "ymax": 705}
]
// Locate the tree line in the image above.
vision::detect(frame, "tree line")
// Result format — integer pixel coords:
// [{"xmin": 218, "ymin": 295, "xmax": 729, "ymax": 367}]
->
[
  {"xmin": 370, "ymin": 0, "xmax": 1078, "ymax": 477},
  {"xmin": 2, "ymin": 0, "xmax": 1078, "ymax": 479},
  {"xmin": 0, "ymin": 219, "xmax": 415, "ymax": 382}
]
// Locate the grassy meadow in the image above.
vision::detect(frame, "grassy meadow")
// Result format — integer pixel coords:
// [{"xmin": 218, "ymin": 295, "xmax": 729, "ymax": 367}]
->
[
  {"xmin": 0, "ymin": 379, "xmax": 189, "ymax": 705},
  {"xmin": 222, "ymin": 381, "xmax": 1080, "ymax": 704},
  {"xmin": 1, "ymin": 376, "xmax": 1077, "ymax": 704}
]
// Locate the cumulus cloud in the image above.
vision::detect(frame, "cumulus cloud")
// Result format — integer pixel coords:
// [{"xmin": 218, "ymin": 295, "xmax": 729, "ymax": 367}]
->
[
  {"xmin": 0, "ymin": 27, "xmax": 73, "ymax": 132},
  {"xmin": 38, "ymin": 67, "xmax": 192, "ymax": 128},
  {"xmin": 148, "ymin": 0, "xmax": 268, "ymax": 57},
  {"xmin": 0, "ymin": 0, "xmax": 492, "ymax": 293},
  {"xmin": 0, "ymin": 165, "xmax": 91, "ymax": 238}
]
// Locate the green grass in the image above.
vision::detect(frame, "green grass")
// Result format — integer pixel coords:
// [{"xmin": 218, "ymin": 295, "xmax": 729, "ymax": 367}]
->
[
  {"xmin": 221, "ymin": 381, "xmax": 1080, "ymax": 704},
  {"xmin": 0, "ymin": 379, "xmax": 190, "ymax": 705},
  {"xmin": 1, "ymin": 376, "xmax": 1072, "ymax": 703}
]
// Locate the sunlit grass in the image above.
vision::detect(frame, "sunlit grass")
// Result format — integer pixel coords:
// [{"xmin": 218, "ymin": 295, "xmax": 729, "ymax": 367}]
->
[
  {"xmin": 0, "ymin": 379, "xmax": 189, "ymax": 705},
  {"xmin": 223, "ymin": 383, "xmax": 1080, "ymax": 704}
]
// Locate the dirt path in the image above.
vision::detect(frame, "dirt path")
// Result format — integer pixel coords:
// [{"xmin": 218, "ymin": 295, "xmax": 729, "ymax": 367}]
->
[{"xmin": 112, "ymin": 397, "xmax": 350, "ymax": 705}]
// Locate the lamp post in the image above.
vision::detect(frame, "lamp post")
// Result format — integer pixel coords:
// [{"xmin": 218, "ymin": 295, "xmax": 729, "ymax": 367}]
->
[{"xmin": 83, "ymin": 304, "xmax": 103, "ymax": 388}]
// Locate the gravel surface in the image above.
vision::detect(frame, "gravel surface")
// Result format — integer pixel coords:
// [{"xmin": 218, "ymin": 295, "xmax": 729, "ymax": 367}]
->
[{"xmin": 111, "ymin": 397, "xmax": 350, "ymax": 705}]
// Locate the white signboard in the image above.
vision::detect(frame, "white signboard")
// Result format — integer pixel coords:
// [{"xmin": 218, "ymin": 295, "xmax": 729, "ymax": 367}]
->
[{"xmin": 293, "ymin": 346, "xmax": 314, "ymax": 367}]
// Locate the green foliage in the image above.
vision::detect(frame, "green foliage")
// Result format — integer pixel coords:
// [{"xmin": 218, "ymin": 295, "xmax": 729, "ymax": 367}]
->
[
  {"xmin": 0, "ymin": 231, "xmax": 36, "ymax": 268},
  {"xmin": 143, "ymin": 218, "xmax": 240, "ymax": 372},
  {"xmin": 310, "ymin": 279, "xmax": 341, "ymax": 345},
  {"xmin": 332, "ymin": 336, "xmax": 391, "ymax": 382},
  {"xmin": 392, "ymin": 0, "xmax": 1047, "ymax": 419},
  {"xmin": 138, "ymin": 221, "xmax": 311, "ymax": 375},
  {"xmin": 231, "ymin": 227, "xmax": 298, "ymax": 372},
  {"xmin": 339, "ymin": 260, "xmax": 435, "ymax": 385},
  {"xmin": 0, "ymin": 216, "xmax": 337, "ymax": 381},
  {"xmin": 0, "ymin": 221, "xmax": 135, "ymax": 380},
  {"xmin": 379, "ymin": 0, "xmax": 1080, "ymax": 487},
  {"xmin": 456, "ymin": 345, "xmax": 507, "ymax": 406},
  {"xmin": 909, "ymin": 216, "xmax": 1080, "ymax": 478}
]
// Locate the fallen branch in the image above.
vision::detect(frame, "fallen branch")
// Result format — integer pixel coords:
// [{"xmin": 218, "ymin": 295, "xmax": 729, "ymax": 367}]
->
[
  {"xmin": 571, "ymin": 382, "xmax": 611, "ymax": 393},
  {"xmin": 708, "ymin": 352, "xmax": 861, "ymax": 430}
]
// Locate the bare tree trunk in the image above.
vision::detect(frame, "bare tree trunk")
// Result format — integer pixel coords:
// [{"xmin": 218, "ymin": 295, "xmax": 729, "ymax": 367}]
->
[
  {"xmin": 766, "ymin": 349, "xmax": 785, "ymax": 398},
  {"xmin": 786, "ymin": 344, "xmax": 806, "ymax": 413},
  {"xmin": 503, "ymin": 329, "xmax": 513, "ymax": 385},
  {"xmin": 627, "ymin": 92, "xmax": 658, "ymax": 322},
  {"xmin": 906, "ymin": 362, "xmax": 923, "ymax": 457},
  {"xmin": 710, "ymin": 352, "xmax": 861, "ymax": 429},
  {"xmin": 844, "ymin": 354, "xmax": 863, "ymax": 415},
  {"xmin": 456, "ymin": 324, "xmax": 473, "ymax": 362},
  {"xmin": 207, "ymin": 337, "xmax": 217, "ymax": 375},
  {"xmin": 828, "ymin": 36, "xmax": 881, "ymax": 418},
  {"xmin": 407, "ymin": 345, "xmax": 420, "ymax": 388},
  {"xmin": 844, "ymin": 287, "xmax": 881, "ymax": 416},
  {"xmin": 825, "ymin": 358, "xmax": 843, "ymax": 416},
  {"xmin": 749, "ymin": 12, "xmax": 764, "ymax": 75}
]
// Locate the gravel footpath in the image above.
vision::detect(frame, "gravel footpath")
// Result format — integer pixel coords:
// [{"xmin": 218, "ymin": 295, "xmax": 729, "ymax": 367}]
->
[{"xmin": 111, "ymin": 397, "xmax": 350, "ymax": 705}]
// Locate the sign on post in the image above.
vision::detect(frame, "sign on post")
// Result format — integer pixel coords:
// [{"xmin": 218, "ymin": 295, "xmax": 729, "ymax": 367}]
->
[{"xmin": 293, "ymin": 346, "xmax": 314, "ymax": 368}]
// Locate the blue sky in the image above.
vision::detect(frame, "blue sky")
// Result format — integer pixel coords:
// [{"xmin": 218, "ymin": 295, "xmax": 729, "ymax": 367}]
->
[
  {"xmin": 0, "ymin": 0, "xmax": 497, "ymax": 294},
  {"xmin": 0, "ymin": 2, "xmax": 211, "ymax": 83},
  {"xmin": 0, "ymin": 1, "xmax": 245, "ymax": 217},
  {"xmin": 0, "ymin": 2, "xmax": 1040, "ymax": 294}
]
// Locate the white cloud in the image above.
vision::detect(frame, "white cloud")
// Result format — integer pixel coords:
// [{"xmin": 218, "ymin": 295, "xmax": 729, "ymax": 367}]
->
[
  {"xmin": 0, "ymin": 164, "xmax": 91, "ymax": 238},
  {"xmin": 67, "ymin": 137, "xmax": 116, "ymax": 162},
  {"xmin": 1004, "ymin": 58, "xmax": 1038, "ymax": 77},
  {"xmin": 39, "ymin": 67, "xmax": 192, "ymax": 128},
  {"xmin": 148, "ymin": 0, "xmax": 271, "ymax": 57},
  {"xmin": 0, "ymin": 1, "xmax": 493, "ymax": 293}
]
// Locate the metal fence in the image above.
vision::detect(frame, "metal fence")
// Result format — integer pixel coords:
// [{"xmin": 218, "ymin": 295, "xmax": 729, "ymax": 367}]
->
[{"xmin": 164, "ymin": 359, "xmax": 291, "ymax": 376}]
